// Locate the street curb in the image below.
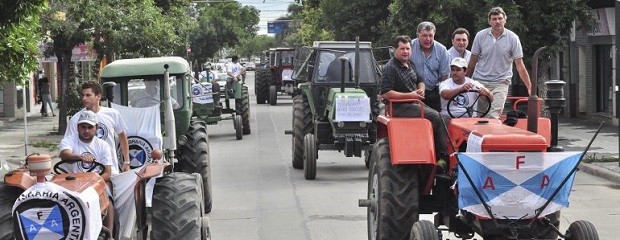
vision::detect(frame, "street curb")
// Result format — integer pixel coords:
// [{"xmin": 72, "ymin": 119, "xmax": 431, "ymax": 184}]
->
[{"xmin": 578, "ymin": 163, "xmax": 620, "ymax": 183}]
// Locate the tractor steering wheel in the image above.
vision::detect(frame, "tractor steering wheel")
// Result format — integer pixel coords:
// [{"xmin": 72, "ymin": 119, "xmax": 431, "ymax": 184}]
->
[
  {"xmin": 54, "ymin": 159, "xmax": 106, "ymax": 176},
  {"xmin": 447, "ymin": 89, "xmax": 491, "ymax": 118}
]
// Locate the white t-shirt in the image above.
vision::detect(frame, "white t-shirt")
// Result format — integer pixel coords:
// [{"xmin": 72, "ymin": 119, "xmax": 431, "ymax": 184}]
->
[
  {"xmin": 199, "ymin": 70, "xmax": 219, "ymax": 82},
  {"xmin": 439, "ymin": 77, "xmax": 484, "ymax": 118},
  {"xmin": 58, "ymin": 134, "xmax": 113, "ymax": 174},
  {"xmin": 226, "ymin": 62, "xmax": 243, "ymax": 78},
  {"xmin": 65, "ymin": 107, "xmax": 128, "ymax": 174}
]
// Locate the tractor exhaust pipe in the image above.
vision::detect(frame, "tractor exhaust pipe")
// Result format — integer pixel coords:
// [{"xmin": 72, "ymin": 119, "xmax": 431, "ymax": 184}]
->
[
  {"xmin": 527, "ymin": 46, "xmax": 547, "ymax": 133},
  {"xmin": 355, "ymin": 36, "xmax": 360, "ymax": 88},
  {"xmin": 162, "ymin": 64, "xmax": 177, "ymax": 161},
  {"xmin": 339, "ymin": 56, "xmax": 349, "ymax": 93}
]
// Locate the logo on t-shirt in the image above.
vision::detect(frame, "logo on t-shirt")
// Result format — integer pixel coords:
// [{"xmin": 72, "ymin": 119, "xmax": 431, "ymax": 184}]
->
[{"xmin": 96, "ymin": 122, "xmax": 109, "ymax": 141}]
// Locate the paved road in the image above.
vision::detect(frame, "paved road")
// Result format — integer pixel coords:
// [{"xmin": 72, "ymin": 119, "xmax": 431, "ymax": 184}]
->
[{"xmin": 207, "ymin": 72, "xmax": 620, "ymax": 240}]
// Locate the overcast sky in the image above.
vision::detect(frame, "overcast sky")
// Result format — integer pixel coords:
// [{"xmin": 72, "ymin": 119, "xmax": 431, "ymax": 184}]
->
[{"xmin": 236, "ymin": 0, "xmax": 293, "ymax": 35}]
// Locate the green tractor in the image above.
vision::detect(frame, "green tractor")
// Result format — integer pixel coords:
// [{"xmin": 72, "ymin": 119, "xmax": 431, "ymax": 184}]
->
[
  {"xmin": 255, "ymin": 47, "xmax": 297, "ymax": 105},
  {"xmin": 286, "ymin": 40, "xmax": 382, "ymax": 180},
  {"xmin": 100, "ymin": 56, "xmax": 213, "ymax": 213},
  {"xmin": 192, "ymin": 63, "xmax": 251, "ymax": 140}
]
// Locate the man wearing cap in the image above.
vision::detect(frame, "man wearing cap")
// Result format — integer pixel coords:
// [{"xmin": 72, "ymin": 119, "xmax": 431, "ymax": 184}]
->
[
  {"xmin": 440, "ymin": 57, "xmax": 493, "ymax": 118},
  {"xmin": 59, "ymin": 110, "xmax": 116, "ymax": 237},
  {"xmin": 65, "ymin": 81, "xmax": 130, "ymax": 174}
]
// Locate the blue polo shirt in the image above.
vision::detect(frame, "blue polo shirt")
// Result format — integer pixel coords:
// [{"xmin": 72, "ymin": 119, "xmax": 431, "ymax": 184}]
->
[{"xmin": 410, "ymin": 39, "xmax": 450, "ymax": 91}]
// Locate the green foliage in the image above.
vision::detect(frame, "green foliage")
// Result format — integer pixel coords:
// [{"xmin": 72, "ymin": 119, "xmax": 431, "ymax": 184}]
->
[
  {"xmin": 0, "ymin": 0, "xmax": 46, "ymax": 84},
  {"xmin": 320, "ymin": 0, "xmax": 391, "ymax": 42},
  {"xmin": 297, "ymin": 6, "xmax": 334, "ymax": 45},
  {"xmin": 30, "ymin": 139, "xmax": 58, "ymax": 151},
  {"xmin": 65, "ymin": 82, "xmax": 83, "ymax": 117},
  {"xmin": 235, "ymin": 35, "xmax": 278, "ymax": 59},
  {"xmin": 190, "ymin": 2, "xmax": 260, "ymax": 63}
]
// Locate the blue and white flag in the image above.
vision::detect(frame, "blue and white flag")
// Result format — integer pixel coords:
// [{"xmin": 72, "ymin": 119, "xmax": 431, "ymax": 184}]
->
[{"xmin": 457, "ymin": 152, "xmax": 582, "ymax": 219}]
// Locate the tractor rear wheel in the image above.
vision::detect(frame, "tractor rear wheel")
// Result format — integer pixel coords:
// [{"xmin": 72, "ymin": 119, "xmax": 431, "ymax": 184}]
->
[
  {"xmin": 151, "ymin": 172, "xmax": 204, "ymax": 239},
  {"xmin": 0, "ymin": 183, "xmax": 22, "ymax": 240},
  {"xmin": 409, "ymin": 220, "xmax": 438, "ymax": 240},
  {"xmin": 367, "ymin": 139, "xmax": 420, "ymax": 240},
  {"xmin": 565, "ymin": 220, "xmax": 599, "ymax": 240},
  {"xmin": 235, "ymin": 86, "xmax": 251, "ymax": 135},
  {"xmin": 269, "ymin": 85, "xmax": 278, "ymax": 105},
  {"xmin": 303, "ymin": 133, "xmax": 317, "ymax": 180},
  {"xmin": 176, "ymin": 119, "xmax": 212, "ymax": 213},
  {"xmin": 255, "ymin": 69, "xmax": 271, "ymax": 104},
  {"xmin": 234, "ymin": 115, "xmax": 243, "ymax": 140},
  {"xmin": 292, "ymin": 94, "xmax": 312, "ymax": 169}
]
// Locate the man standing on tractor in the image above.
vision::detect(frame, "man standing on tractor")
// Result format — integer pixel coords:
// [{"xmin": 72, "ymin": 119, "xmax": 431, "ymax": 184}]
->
[
  {"xmin": 59, "ymin": 110, "xmax": 116, "ymax": 238},
  {"xmin": 65, "ymin": 81, "xmax": 131, "ymax": 174},
  {"xmin": 381, "ymin": 35, "xmax": 449, "ymax": 161}
]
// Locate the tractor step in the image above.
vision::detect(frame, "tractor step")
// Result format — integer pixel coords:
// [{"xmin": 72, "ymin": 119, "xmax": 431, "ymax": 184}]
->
[{"xmin": 284, "ymin": 130, "xmax": 293, "ymax": 135}]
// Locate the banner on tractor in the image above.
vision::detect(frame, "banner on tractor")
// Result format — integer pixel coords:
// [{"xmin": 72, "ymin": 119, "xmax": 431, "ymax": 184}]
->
[{"xmin": 457, "ymin": 152, "xmax": 582, "ymax": 219}]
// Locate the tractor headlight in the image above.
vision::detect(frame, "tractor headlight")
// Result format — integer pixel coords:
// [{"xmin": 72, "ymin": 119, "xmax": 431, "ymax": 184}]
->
[
  {"xmin": 359, "ymin": 121, "xmax": 367, "ymax": 128},
  {"xmin": 337, "ymin": 122, "xmax": 345, "ymax": 128}
]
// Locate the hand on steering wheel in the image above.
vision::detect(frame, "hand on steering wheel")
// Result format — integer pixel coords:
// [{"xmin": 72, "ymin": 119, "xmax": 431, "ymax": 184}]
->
[
  {"xmin": 53, "ymin": 159, "xmax": 106, "ymax": 176},
  {"xmin": 447, "ymin": 89, "xmax": 491, "ymax": 118}
]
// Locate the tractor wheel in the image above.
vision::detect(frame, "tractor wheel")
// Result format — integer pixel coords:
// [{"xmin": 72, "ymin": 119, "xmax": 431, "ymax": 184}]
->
[
  {"xmin": 565, "ymin": 220, "xmax": 599, "ymax": 240},
  {"xmin": 235, "ymin": 86, "xmax": 251, "ymax": 135},
  {"xmin": 303, "ymin": 133, "xmax": 317, "ymax": 180},
  {"xmin": 291, "ymin": 94, "xmax": 312, "ymax": 169},
  {"xmin": 0, "ymin": 183, "xmax": 22, "ymax": 240},
  {"xmin": 151, "ymin": 172, "xmax": 204, "ymax": 239},
  {"xmin": 176, "ymin": 119, "xmax": 212, "ymax": 213},
  {"xmin": 409, "ymin": 220, "xmax": 439, "ymax": 240},
  {"xmin": 255, "ymin": 68, "xmax": 271, "ymax": 104},
  {"xmin": 367, "ymin": 138, "xmax": 420, "ymax": 240},
  {"xmin": 234, "ymin": 115, "xmax": 243, "ymax": 140},
  {"xmin": 269, "ymin": 85, "xmax": 278, "ymax": 106}
]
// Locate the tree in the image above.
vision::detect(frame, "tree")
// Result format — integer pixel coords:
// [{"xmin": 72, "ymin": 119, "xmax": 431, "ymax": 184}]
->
[
  {"xmin": 0, "ymin": 0, "xmax": 46, "ymax": 84},
  {"xmin": 320, "ymin": 0, "xmax": 391, "ymax": 42},
  {"xmin": 190, "ymin": 2, "xmax": 259, "ymax": 64},
  {"xmin": 235, "ymin": 35, "xmax": 277, "ymax": 60}
]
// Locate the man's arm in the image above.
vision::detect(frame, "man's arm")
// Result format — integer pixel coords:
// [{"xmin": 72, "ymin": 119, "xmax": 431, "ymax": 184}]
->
[
  {"xmin": 60, "ymin": 149, "xmax": 83, "ymax": 161},
  {"xmin": 119, "ymin": 131, "xmax": 130, "ymax": 172},
  {"xmin": 514, "ymin": 58, "xmax": 531, "ymax": 95},
  {"xmin": 465, "ymin": 55, "xmax": 478, "ymax": 78}
]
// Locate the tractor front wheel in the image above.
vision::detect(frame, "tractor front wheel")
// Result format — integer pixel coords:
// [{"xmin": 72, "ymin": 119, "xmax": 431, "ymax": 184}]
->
[
  {"xmin": 234, "ymin": 115, "xmax": 243, "ymax": 140},
  {"xmin": 176, "ymin": 119, "xmax": 212, "ymax": 213},
  {"xmin": 409, "ymin": 220, "xmax": 438, "ymax": 240},
  {"xmin": 291, "ymin": 95, "xmax": 312, "ymax": 169},
  {"xmin": 151, "ymin": 173, "xmax": 204, "ymax": 239},
  {"xmin": 367, "ymin": 139, "xmax": 420, "ymax": 240},
  {"xmin": 269, "ymin": 85, "xmax": 278, "ymax": 106},
  {"xmin": 303, "ymin": 133, "xmax": 317, "ymax": 180},
  {"xmin": 565, "ymin": 220, "xmax": 599, "ymax": 240}
]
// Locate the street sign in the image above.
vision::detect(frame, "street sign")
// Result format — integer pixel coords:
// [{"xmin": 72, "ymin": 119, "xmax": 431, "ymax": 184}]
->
[{"xmin": 267, "ymin": 20, "xmax": 290, "ymax": 34}]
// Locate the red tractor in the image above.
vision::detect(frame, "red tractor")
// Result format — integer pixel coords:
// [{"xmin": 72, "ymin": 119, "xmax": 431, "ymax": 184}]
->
[
  {"xmin": 358, "ymin": 75, "xmax": 603, "ymax": 240},
  {"xmin": 255, "ymin": 47, "xmax": 296, "ymax": 105}
]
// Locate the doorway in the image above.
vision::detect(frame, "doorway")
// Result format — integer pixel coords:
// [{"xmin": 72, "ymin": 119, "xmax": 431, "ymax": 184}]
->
[{"xmin": 594, "ymin": 45, "xmax": 613, "ymax": 114}]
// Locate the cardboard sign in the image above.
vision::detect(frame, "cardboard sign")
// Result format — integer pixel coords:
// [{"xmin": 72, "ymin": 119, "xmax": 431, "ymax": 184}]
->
[{"xmin": 335, "ymin": 97, "xmax": 370, "ymax": 122}]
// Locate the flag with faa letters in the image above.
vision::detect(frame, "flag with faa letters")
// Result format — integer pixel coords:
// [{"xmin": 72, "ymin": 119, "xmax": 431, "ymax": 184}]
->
[{"xmin": 457, "ymin": 152, "xmax": 582, "ymax": 219}]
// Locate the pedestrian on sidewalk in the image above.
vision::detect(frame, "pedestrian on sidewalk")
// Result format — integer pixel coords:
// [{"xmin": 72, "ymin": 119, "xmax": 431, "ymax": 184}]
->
[{"xmin": 39, "ymin": 77, "xmax": 56, "ymax": 117}]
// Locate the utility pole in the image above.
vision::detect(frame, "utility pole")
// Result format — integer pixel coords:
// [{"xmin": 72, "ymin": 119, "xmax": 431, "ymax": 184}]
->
[{"xmin": 616, "ymin": 0, "xmax": 619, "ymax": 165}]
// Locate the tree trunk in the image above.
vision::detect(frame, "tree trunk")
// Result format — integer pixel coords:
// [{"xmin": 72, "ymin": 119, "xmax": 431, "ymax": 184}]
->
[{"xmin": 57, "ymin": 51, "xmax": 73, "ymax": 135}]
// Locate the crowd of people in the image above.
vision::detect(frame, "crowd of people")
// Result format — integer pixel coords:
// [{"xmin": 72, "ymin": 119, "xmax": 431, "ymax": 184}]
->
[{"xmin": 380, "ymin": 6, "xmax": 530, "ymax": 161}]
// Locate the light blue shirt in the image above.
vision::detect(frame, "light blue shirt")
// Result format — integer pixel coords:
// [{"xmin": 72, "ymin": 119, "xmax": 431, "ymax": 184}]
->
[{"xmin": 410, "ymin": 39, "xmax": 450, "ymax": 90}]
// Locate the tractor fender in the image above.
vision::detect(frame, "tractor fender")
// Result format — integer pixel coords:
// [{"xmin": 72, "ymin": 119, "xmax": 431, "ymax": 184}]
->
[
  {"xmin": 377, "ymin": 115, "xmax": 436, "ymax": 165},
  {"xmin": 137, "ymin": 162, "xmax": 170, "ymax": 180},
  {"xmin": 3, "ymin": 168, "xmax": 36, "ymax": 190}
]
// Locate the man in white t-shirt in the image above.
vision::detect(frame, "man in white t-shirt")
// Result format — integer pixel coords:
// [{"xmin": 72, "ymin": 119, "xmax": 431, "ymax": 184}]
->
[
  {"xmin": 65, "ymin": 81, "xmax": 130, "ymax": 174},
  {"xmin": 199, "ymin": 63, "xmax": 219, "ymax": 83},
  {"xmin": 59, "ymin": 110, "xmax": 116, "ymax": 235},
  {"xmin": 439, "ymin": 57, "xmax": 493, "ymax": 118}
]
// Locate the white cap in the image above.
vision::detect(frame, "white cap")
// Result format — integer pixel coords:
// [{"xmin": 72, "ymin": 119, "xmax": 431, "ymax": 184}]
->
[
  {"xmin": 450, "ymin": 57, "xmax": 468, "ymax": 69},
  {"xmin": 77, "ymin": 110, "xmax": 97, "ymax": 126}
]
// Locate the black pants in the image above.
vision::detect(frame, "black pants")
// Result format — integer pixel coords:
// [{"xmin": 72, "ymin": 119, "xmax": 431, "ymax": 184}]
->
[
  {"xmin": 393, "ymin": 103, "xmax": 448, "ymax": 159},
  {"xmin": 423, "ymin": 89, "xmax": 441, "ymax": 112}
]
